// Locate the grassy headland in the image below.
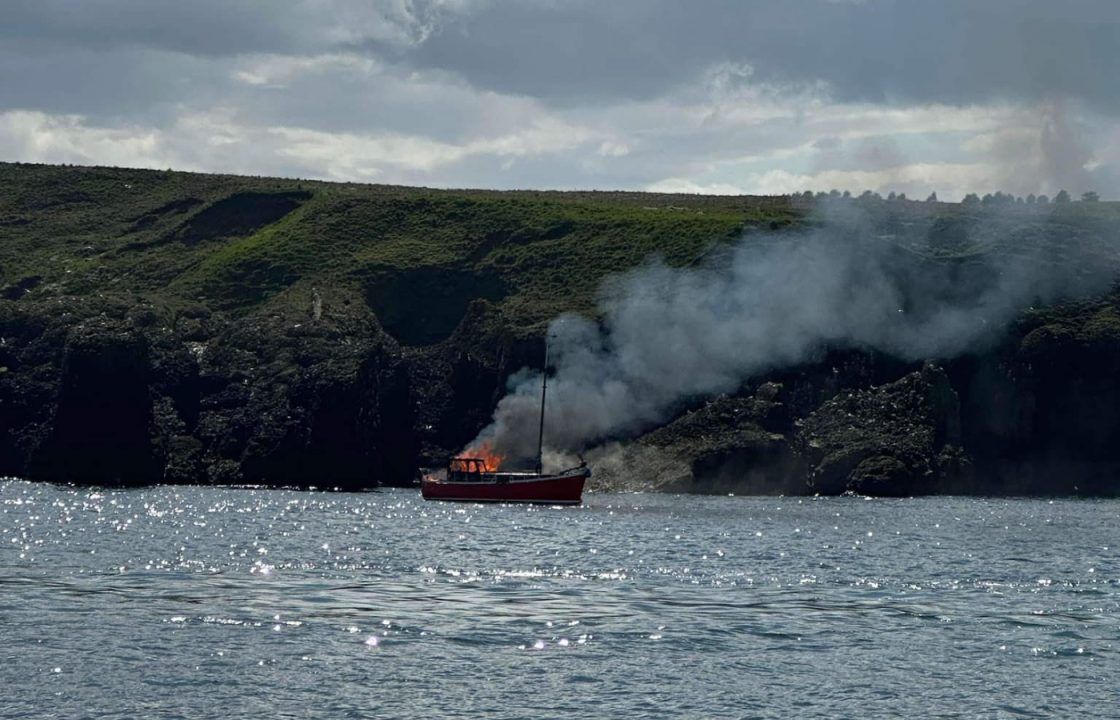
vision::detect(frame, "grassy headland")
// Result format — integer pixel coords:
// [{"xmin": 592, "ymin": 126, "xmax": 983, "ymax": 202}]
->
[{"xmin": 2, "ymin": 162, "xmax": 1119, "ymax": 493}]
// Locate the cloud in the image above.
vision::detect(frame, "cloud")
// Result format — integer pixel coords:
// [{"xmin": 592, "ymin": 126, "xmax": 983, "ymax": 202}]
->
[
  {"xmin": 0, "ymin": 111, "xmax": 171, "ymax": 169},
  {"xmin": 232, "ymin": 53, "xmax": 382, "ymax": 88},
  {"xmin": 272, "ymin": 116, "xmax": 595, "ymax": 179},
  {"xmin": 0, "ymin": 107, "xmax": 600, "ymax": 186},
  {"xmin": 645, "ymin": 178, "xmax": 749, "ymax": 195},
  {"xmin": 739, "ymin": 164, "xmax": 999, "ymax": 199},
  {"xmin": 0, "ymin": 1, "xmax": 1117, "ymax": 198},
  {"xmin": 0, "ymin": 0, "xmax": 469, "ymax": 56},
  {"xmin": 401, "ymin": 0, "xmax": 1120, "ymax": 113}
]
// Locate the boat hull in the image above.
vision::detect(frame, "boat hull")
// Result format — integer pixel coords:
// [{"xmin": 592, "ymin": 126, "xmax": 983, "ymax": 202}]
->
[{"xmin": 421, "ymin": 469, "xmax": 588, "ymax": 505}]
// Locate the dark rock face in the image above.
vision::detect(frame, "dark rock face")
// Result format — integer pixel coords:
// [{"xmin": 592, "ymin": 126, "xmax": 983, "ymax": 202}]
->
[
  {"xmin": 794, "ymin": 364, "xmax": 968, "ymax": 496},
  {"xmin": 591, "ymin": 292, "xmax": 1120, "ymax": 496},
  {"xmin": 365, "ymin": 268, "xmax": 507, "ymax": 346},
  {"xmin": 182, "ymin": 292, "xmax": 416, "ymax": 489},
  {"xmin": 619, "ymin": 384, "xmax": 802, "ymax": 494},
  {"xmin": 1, "ymin": 303, "xmax": 74, "ymax": 475},
  {"xmin": 953, "ymin": 299, "xmax": 1120, "ymax": 495},
  {"xmin": 30, "ymin": 320, "xmax": 162, "ymax": 485},
  {"xmin": 595, "ymin": 363, "xmax": 968, "ymax": 496},
  {"xmin": 406, "ymin": 299, "xmax": 545, "ymax": 466},
  {"xmin": 3, "ymin": 284, "xmax": 1120, "ymax": 495},
  {"xmin": 0, "ymin": 291, "xmax": 415, "ymax": 489}
]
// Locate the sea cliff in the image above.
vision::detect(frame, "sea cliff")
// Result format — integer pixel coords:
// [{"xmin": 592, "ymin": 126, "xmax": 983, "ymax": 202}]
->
[{"xmin": 2, "ymin": 162, "xmax": 1118, "ymax": 494}]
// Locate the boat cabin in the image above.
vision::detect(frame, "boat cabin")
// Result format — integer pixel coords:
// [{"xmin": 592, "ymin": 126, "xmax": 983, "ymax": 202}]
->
[{"xmin": 448, "ymin": 457, "xmax": 491, "ymax": 481}]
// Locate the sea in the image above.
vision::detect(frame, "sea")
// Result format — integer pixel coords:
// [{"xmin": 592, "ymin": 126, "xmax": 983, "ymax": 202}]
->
[{"xmin": 1, "ymin": 479, "xmax": 1117, "ymax": 719}]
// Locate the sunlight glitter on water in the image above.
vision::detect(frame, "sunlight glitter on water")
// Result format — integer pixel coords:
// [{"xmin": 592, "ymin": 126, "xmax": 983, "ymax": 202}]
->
[{"xmin": 1, "ymin": 480, "xmax": 1118, "ymax": 718}]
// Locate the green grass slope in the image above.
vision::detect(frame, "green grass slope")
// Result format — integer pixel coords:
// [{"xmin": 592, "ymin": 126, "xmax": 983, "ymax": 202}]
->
[
  {"xmin": 5, "ymin": 162, "xmax": 1117, "ymax": 349},
  {"xmin": 0, "ymin": 162, "xmax": 802, "ymax": 343}
]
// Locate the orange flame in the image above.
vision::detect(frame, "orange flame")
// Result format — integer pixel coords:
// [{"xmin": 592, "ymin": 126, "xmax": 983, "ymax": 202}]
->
[{"xmin": 464, "ymin": 440, "xmax": 504, "ymax": 472}]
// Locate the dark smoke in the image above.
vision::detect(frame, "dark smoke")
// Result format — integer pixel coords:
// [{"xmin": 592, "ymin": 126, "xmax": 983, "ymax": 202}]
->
[{"xmin": 470, "ymin": 203, "xmax": 1119, "ymax": 468}]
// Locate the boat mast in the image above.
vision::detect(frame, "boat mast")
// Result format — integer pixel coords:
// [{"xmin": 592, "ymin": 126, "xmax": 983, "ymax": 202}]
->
[{"xmin": 535, "ymin": 337, "xmax": 548, "ymax": 475}]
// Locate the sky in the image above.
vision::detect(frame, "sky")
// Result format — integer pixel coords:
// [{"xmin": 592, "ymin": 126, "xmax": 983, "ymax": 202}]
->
[{"xmin": 0, "ymin": 0, "xmax": 1117, "ymax": 200}]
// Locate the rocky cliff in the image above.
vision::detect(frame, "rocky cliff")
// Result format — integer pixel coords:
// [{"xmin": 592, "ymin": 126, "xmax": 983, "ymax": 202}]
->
[{"xmin": 2, "ymin": 162, "xmax": 1119, "ymax": 494}]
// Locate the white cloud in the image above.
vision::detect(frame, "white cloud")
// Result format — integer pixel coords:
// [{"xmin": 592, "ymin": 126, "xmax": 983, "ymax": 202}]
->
[
  {"xmin": 1, "ymin": 36, "xmax": 1116, "ymax": 200},
  {"xmin": 0, "ymin": 111, "xmax": 171, "ymax": 169},
  {"xmin": 271, "ymin": 126, "xmax": 465, "ymax": 178},
  {"xmin": 274, "ymin": 115, "xmax": 596, "ymax": 179},
  {"xmin": 616, "ymin": 81, "xmax": 1115, "ymax": 200},
  {"xmin": 233, "ymin": 53, "xmax": 381, "ymax": 88},
  {"xmin": 739, "ymin": 163, "xmax": 999, "ymax": 199},
  {"xmin": 597, "ymin": 141, "xmax": 630, "ymax": 158},
  {"xmin": 0, "ymin": 106, "xmax": 600, "ymax": 186},
  {"xmin": 645, "ymin": 179, "xmax": 750, "ymax": 195}
]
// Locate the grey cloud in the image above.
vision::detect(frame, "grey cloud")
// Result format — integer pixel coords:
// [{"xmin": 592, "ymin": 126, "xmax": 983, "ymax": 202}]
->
[
  {"xmin": 0, "ymin": 41, "xmax": 229, "ymax": 123},
  {"xmin": 0, "ymin": 1, "xmax": 312, "ymax": 56},
  {"xmin": 0, "ymin": 0, "xmax": 465, "ymax": 57},
  {"xmin": 4, "ymin": 0, "xmax": 1117, "ymax": 114},
  {"xmin": 387, "ymin": 2, "xmax": 708, "ymax": 105},
  {"xmin": 401, "ymin": 0, "xmax": 1120, "ymax": 113},
  {"xmin": 808, "ymin": 137, "xmax": 908, "ymax": 175},
  {"xmin": 0, "ymin": 1, "xmax": 1116, "ymax": 198}
]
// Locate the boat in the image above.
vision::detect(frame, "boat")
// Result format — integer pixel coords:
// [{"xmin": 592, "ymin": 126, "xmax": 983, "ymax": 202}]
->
[
  {"xmin": 421, "ymin": 340, "xmax": 590, "ymax": 504},
  {"xmin": 420, "ymin": 457, "xmax": 589, "ymax": 505}
]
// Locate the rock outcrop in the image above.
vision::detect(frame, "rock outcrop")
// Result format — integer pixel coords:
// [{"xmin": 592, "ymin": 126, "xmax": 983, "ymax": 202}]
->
[
  {"xmin": 793, "ymin": 364, "xmax": 968, "ymax": 496},
  {"xmin": 10, "ymin": 285, "xmax": 1116, "ymax": 494},
  {"xmin": 591, "ymin": 363, "xmax": 969, "ymax": 496},
  {"xmin": 587, "ymin": 291, "xmax": 1120, "ymax": 497},
  {"xmin": 0, "ymin": 290, "xmax": 416, "ymax": 489}
]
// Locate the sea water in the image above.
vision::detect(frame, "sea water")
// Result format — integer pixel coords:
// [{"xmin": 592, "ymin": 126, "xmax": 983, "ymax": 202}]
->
[{"xmin": 1, "ymin": 480, "xmax": 1117, "ymax": 719}]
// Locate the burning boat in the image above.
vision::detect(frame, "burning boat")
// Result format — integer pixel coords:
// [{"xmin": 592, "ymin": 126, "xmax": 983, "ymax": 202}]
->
[
  {"xmin": 419, "ymin": 455, "xmax": 589, "ymax": 504},
  {"xmin": 421, "ymin": 341, "xmax": 590, "ymax": 505}
]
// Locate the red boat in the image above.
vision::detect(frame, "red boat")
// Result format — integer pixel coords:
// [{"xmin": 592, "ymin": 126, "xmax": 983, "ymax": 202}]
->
[
  {"xmin": 421, "ymin": 338, "xmax": 590, "ymax": 504},
  {"xmin": 421, "ymin": 458, "xmax": 589, "ymax": 505}
]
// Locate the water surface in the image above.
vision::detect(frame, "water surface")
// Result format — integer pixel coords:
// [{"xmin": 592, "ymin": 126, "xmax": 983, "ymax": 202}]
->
[{"xmin": 1, "ymin": 480, "xmax": 1117, "ymax": 718}]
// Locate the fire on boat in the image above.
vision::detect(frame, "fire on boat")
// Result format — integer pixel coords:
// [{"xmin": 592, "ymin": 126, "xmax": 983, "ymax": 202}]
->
[
  {"xmin": 420, "ymin": 340, "xmax": 590, "ymax": 505},
  {"xmin": 419, "ymin": 456, "xmax": 589, "ymax": 505}
]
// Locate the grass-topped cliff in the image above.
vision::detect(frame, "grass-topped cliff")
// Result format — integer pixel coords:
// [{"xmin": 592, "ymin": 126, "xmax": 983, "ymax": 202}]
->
[
  {"xmin": 2, "ymin": 162, "xmax": 1119, "ymax": 493},
  {"xmin": 0, "ymin": 162, "xmax": 792, "ymax": 333}
]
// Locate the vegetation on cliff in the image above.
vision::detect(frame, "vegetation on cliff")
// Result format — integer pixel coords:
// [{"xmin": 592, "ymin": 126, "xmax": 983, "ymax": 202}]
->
[{"xmin": 1, "ymin": 162, "xmax": 1119, "ymax": 493}]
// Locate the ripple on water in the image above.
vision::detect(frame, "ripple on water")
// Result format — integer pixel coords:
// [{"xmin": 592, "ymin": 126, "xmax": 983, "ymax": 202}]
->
[{"xmin": 0, "ymin": 480, "xmax": 1117, "ymax": 718}]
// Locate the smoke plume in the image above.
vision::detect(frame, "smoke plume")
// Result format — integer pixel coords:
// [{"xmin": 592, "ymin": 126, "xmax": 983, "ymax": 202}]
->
[
  {"xmin": 470, "ymin": 203, "xmax": 1118, "ymax": 468},
  {"xmin": 1039, "ymin": 101, "xmax": 1096, "ymax": 196}
]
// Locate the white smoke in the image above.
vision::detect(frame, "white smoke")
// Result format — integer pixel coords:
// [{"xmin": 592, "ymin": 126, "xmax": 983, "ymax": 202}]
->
[
  {"xmin": 1038, "ymin": 101, "xmax": 1096, "ymax": 196},
  {"xmin": 471, "ymin": 203, "xmax": 1118, "ymax": 467}
]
